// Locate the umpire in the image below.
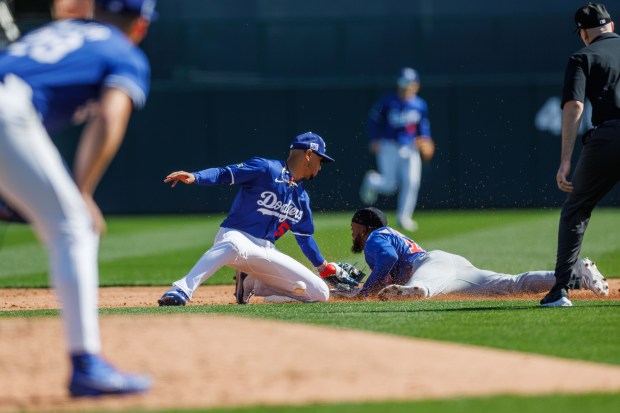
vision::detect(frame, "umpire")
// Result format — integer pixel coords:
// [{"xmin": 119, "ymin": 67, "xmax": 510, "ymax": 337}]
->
[{"xmin": 541, "ymin": 2, "xmax": 620, "ymax": 307}]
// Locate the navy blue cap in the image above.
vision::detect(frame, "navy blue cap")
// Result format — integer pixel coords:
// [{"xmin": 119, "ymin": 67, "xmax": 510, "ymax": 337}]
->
[
  {"xmin": 289, "ymin": 132, "xmax": 335, "ymax": 162},
  {"xmin": 397, "ymin": 67, "xmax": 419, "ymax": 88},
  {"xmin": 574, "ymin": 3, "xmax": 612, "ymax": 32},
  {"xmin": 97, "ymin": 0, "xmax": 158, "ymax": 21}
]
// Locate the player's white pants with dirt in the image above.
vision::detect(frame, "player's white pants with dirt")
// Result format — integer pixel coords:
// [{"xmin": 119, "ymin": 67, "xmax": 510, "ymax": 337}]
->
[
  {"xmin": 367, "ymin": 140, "xmax": 421, "ymax": 223},
  {"xmin": 172, "ymin": 227, "xmax": 330, "ymax": 302},
  {"xmin": 0, "ymin": 75, "xmax": 100, "ymax": 354},
  {"xmin": 406, "ymin": 250, "xmax": 555, "ymax": 297}
]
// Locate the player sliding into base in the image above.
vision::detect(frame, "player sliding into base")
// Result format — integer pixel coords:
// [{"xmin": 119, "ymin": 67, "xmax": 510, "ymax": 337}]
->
[
  {"xmin": 158, "ymin": 132, "xmax": 356, "ymax": 306},
  {"xmin": 342, "ymin": 207, "xmax": 609, "ymax": 301}
]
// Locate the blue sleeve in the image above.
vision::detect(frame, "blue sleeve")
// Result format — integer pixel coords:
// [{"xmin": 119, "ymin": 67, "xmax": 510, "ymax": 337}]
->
[
  {"xmin": 359, "ymin": 240, "xmax": 399, "ymax": 296},
  {"xmin": 193, "ymin": 157, "xmax": 268, "ymax": 186},
  {"xmin": 295, "ymin": 235, "xmax": 325, "ymax": 267},
  {"xmin": 418, "ymin": 99, "xmax": 432, "ymax": 137},
  {"xmin": 192, "ymin": 167, "xmax": 232, "ymax": 185},
  {"xmin": 104, "ymin": 45, "xmax": 150, "ymax": 109}
]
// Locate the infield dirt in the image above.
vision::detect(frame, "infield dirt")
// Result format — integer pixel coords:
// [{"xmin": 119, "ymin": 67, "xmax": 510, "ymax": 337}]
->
[{"xmin": 1, "ymin": 282, "xmax": 619, "ymax": 413}]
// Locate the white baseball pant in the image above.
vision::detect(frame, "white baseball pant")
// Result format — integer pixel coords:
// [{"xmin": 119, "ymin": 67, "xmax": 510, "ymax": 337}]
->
[
  {"xmin": 172, "ymin": 227, "xmax": 330, "ymax": 302},
  {"xmin": 0, "ymin": 75, "xmax": 100, "ymax": 354},
  {"xmin": 367, "ymin": 140, "xmax": 422, "ymax": 223},
  {"xmin": 406, "ymin": 250, "xmax": 555, "ymax": 297}
]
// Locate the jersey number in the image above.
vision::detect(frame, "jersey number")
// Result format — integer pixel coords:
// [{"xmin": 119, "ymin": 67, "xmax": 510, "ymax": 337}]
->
[
  {"xmin": 9, "ymin": 23, "xmax": 110, "ymax": 64},
  {"xmin": 392, "ymin": 228, "xmax": 424, "ymax": 254},
  {"xmin": 274, "ymin": 222, "xmax": 291, "ymax": 239}
]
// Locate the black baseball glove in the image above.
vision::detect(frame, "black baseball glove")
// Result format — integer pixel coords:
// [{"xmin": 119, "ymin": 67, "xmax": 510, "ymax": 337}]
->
[{"xmin": 338, "ymin": 262, "xmax": 367, "ymax": 283}]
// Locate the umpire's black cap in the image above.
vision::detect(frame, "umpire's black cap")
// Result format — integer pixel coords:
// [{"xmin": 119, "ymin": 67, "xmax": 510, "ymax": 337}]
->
[
  {"xmin": 352, "ymin": 207, "xmax": 387, "ymax": 229},
  {"xmin": 574, "ymin": 3, "xmax": 612, "ymax": 32}
]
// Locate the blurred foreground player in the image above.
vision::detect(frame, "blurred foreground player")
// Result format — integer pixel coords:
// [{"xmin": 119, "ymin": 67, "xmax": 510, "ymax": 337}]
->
[
  {"xmin": 0, "ymin": 0, "xmax": 157, "ymax": 396},
  {"xmin": 52, "ymin": 0, "xmax": 94, "ymax": 19}
]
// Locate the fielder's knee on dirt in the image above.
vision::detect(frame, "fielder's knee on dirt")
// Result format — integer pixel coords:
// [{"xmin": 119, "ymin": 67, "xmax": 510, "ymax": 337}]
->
[{"xmin": 304, "ymin": 279, "xmax": 330, "ymax": 302}]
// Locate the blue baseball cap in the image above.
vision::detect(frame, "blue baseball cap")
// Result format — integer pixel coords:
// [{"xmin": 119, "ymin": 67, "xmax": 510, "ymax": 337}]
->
[
  {"xmin": 290, "ymin": 132, "xmax": 335, "ymax": 162},
  {"xmin": 397, "ymin": 67, "xmax": 419, "ymax": 88},
  {"xmin": 97, "ymin": 0, "xmax": 158, "ymax": 21}
]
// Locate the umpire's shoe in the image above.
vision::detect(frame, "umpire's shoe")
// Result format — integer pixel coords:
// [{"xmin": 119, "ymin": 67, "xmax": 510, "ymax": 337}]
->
[
  {"xmin": 234, "ymin": 270, "xmax": 254, "ymax": 304},
  {"xmin": 158, "ymin": 287, "xmax": 190, "ymax": 306},
  {"xmin": 69, "ymin": 353, "xmax": 151, "ymax": 397},
  {"xmin": 540, "ymin": 288, "xmax": 572, "ymax": 307}
]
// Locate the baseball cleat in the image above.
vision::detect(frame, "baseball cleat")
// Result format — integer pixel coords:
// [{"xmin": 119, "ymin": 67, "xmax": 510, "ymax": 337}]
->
[
  {"xmin": 359, "ymin": 171, "xmax": 379, "ymax": 205},
  {"xmin": 157, "ymin": 288, "xmax": 189, "ymax": 306},
  {"xmin": 398, "ymin": 217, "xmax": 418, "ymax": 232},
  {"xmin": 234, "ymin": 270, "xmax": 254, "ymax": 304},
  {"xmin": 540, "ymin": 289, "xmax": 573, "ymax": 307},
  {"xmin": 377, "ymin": 284, "xmax": 427, "ymax": 301},
  {"xmin": 579, "ymin": 258, "xmax": 609, "ymax": 297},
  {"xmin": 69, "ymin": 353, "xmax": 151, "ymax": 397}
]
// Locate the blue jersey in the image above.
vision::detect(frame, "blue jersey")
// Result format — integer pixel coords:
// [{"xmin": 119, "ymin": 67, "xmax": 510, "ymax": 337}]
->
[
  {"xmin": 360, "ymin": 226, "xmax": 426, "ymax": 295},
  {"xmin": 368, "ymin": 92, "xmax": 431, "ymax": 145},
  {"xmin": 0, "ymin": 19, "xmax": 150, "ymax": 133},
  {"xmin": 192, "ymin": 157, "xmax": 325, "ymax": 267}
]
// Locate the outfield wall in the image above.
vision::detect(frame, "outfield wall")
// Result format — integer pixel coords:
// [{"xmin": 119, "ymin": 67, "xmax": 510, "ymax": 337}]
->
[{"xmin": 19, "ymin": 0, "xmax": 620, "ymax": 213}]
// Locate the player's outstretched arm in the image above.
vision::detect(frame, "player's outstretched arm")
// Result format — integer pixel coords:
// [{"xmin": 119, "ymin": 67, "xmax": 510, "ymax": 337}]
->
[{"xmin": 164, "ymin": 171, "xmax": 196, "ymax": 187}]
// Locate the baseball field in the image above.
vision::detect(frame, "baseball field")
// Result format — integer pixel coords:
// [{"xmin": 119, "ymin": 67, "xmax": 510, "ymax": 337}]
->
[{"xmin": 1, "ymin": 208, "xmax": 619, "ymax": 412}]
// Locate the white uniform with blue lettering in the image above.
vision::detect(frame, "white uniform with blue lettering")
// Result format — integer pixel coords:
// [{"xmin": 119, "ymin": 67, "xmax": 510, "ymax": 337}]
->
[
  {"xmin": 171, "ymin": 157, "xmax": 330, "ymax": 302},
  {"xmin": 0, "ymin": 19, "xmax": 150, "ymax": 354}
]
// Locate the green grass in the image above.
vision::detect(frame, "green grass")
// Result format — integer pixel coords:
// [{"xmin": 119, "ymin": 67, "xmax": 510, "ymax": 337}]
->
[
  {"xmin": 1, "ymin": 208, "xmax": 619, "ymax": 287},
  {"xmin": 1, "ymin": 209, "xmax": 619, "ymax": 411},
  {"xmin": 147, "ymin": 393, "xmax": 620, "ymax": 413}
]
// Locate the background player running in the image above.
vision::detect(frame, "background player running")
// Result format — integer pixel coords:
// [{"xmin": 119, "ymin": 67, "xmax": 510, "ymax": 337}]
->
[
  {"xmin": 345, "ymin": 207, "xmax": 608, "ymax": 300},
  {"xmin": 158, "ymin": 132, "xmax": 350, "ymax": 306},
  {"xmin": 0, "ymin": 0, "xmax": 156, "ymax": 396},
  {"xmin": 359, "ymin": 67, "xmax": 435, "ymax": 232}
]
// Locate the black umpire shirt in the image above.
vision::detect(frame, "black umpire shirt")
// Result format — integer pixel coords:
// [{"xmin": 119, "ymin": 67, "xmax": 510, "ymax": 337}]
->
[{"xmin": 561, "ymin": 32, "xmax": 620, "ymax": 126}]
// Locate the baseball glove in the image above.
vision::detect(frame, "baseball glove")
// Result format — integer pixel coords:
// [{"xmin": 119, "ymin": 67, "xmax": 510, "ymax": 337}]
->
[
  {"xmin": 338, "ymin": 262, "xmax": 367, "ymax": 283},
  {"xmin": 319, "ymin": 262, "xmax": 360, "ymax": 291},
  {"xmin": 415, "ymin": 137, "xmax": 435, "ymax": 161}
]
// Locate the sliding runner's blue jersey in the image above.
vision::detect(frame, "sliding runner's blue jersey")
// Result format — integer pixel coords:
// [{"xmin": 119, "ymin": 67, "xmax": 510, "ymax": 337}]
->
[{"xmin": 361, "ymin": 226, "xmax": 426, "ymax": 294}]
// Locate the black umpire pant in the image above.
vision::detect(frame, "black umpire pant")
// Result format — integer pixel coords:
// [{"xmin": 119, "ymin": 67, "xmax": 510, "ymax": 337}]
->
[{"xmin": 553, "ymin": 122, "xmax": 620, "ymax": 292}]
